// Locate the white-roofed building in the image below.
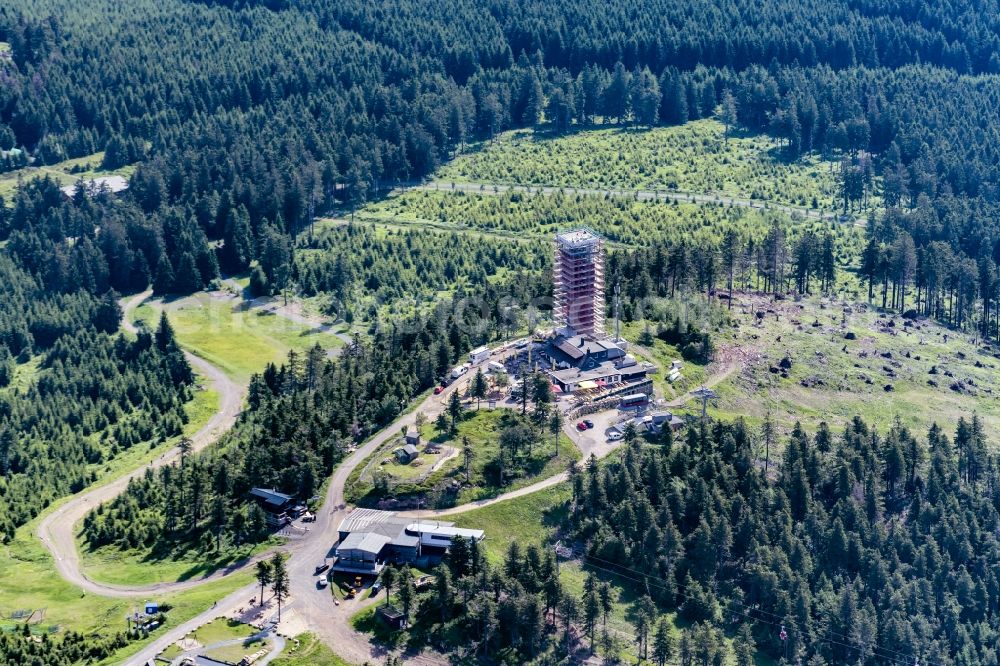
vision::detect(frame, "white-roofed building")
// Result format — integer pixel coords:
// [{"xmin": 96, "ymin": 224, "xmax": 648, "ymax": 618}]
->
[
  {"xmin": 333, "ymin": 509, "xmax": 484, "ymax": 575},
  {"xmin": 335, "ymin": 532, "xmax": 394, "ymax": 574},
  {"xmin": 406, "ymin": 523, "xmax": 485, "ymax": 549},
  {"xmin": 469, "ymin": 345, "xmax": 491, "ymax": 364}
]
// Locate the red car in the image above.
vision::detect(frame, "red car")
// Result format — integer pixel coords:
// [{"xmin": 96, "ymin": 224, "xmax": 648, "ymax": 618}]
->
[
  {"xmin": 434, "ymin": 386, "xmax": 444, "ymax": 395},
  {"xmin": 576, "ymin": 421, "xmax": 589, "ymax": 431}
]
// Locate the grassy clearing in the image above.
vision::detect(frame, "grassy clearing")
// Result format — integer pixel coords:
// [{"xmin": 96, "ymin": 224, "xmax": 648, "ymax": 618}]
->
[
  {"xmin": 272, "ymin": 632, "xmax": 354, "ymax": 666},
  {"xmin": 91, "ymin": 574, "xmax": 253, "ymax": 666},
  {"xmin": 438, "ymin": 120, "xmax": 849, "ymax": 211},
  {"xmin": 132, "ymin": 291, "xmax": 344, "ymax": 383},
  {"xmin": 693, "ymin": 293, "xmax": 1000, "ymax": 446},
  {"xmin": 78, "ymin": 538, "xmax": 278, "ymax": 587},
  {"xmin": 159, "ymin": 642, "xmax": 184, "ymax": 661},
  {"xmin": 184, "ymin": 381, "xmax": 220, "ymax": 434},
  {"xmin": 206, "ymin": 638, "xmax": 269, "ymax": 663},
  {"xmin": 188, "ymin": 616, "xmax": 257, "ymax": 645},
  {"xmin": 190, "ymin": 618, "xmax": 266, "ymax": 662},
  {"xmin": 451, "ymin": 483, "xmax": 572, "ymax": 562},
  {"xmin": 0, "ymin": 355, "xmax": 42, "ymax": 395},
  {"xmin": 0, "ymin": 150, "xmax": 136, "ymax": 204},
  {"xmin": 347, "ymin": 409, "xmax": 579, "ymax": 508}
]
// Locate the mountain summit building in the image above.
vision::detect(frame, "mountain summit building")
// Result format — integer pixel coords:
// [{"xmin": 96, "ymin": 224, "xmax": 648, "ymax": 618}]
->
[
  {"xmin": 554, "ymin": 228, "xmax": 605, "ymax": 338},
  {"xmin": 543, "ymin": 229, "xmax": 652, "ymax": 402}
]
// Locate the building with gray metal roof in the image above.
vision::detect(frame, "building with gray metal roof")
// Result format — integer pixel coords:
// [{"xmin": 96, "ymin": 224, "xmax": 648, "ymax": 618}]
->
[{"xmin": 333, "ymin": 509, "xmax": 484, "ymax": 575}]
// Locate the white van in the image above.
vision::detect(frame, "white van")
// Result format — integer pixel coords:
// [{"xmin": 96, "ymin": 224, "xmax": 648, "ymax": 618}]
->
[{"xmin": 469, "ymin": 346, "xmax": 491, "ymax": 364}]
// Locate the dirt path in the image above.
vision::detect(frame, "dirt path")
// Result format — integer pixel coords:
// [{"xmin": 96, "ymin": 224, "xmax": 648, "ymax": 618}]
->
[
  {"xmin": 414, "ymin": 180, "xmax": 850, "ymax": 223},
  {"xmin": 36, "ymin": 291, "xmax": 246, "ymax": 598},
  {"xmin": 664, "ymin": 356, "xmax": 740, "ymax": 408}
]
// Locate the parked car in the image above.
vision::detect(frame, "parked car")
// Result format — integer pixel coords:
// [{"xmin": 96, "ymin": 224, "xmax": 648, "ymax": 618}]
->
[
  {"xmin": 371, "ymin": 581, "xmax": 382, "ymax": 595},
  {"xmin": 576, "ymin": 421, "xmax": 588, "ymax": 431},
  {"xmin": 583, "ymin": 419, "xmax": 594, "ymax": 429},
  {"xmin": 434, "ymin": 386, "xmax": 444, "ymax": 395},
  {"xmin": 316, "ymin": 576, "xmax": 328, "ymax": 589},
  {"xmin": 607, "ymin": 430, "xmax": 624, "ymax": 441}
]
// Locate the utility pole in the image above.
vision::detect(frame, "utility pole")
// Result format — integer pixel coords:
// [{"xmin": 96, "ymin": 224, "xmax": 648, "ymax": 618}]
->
[{"xmin": 522, "ymin": 331, "xmax": 534, "ymax": 415}]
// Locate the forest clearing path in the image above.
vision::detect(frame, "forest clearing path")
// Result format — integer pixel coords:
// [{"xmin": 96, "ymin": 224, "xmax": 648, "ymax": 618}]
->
[{"xmin": 413, "ymin": 179, "xmax": 853, "ymax": 223}]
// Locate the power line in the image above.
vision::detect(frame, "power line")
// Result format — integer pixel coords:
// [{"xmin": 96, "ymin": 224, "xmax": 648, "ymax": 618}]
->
[
  {"xmin": 581, "ymin": 551, "xmax": 935, "ymax": 666},
  {"xmin": 574, "ymin": 552, "xmax": 936, "ymax": 666},
  {"xmin": 580, "ymin": 555, "xmax": 919, "ymax": 666}
]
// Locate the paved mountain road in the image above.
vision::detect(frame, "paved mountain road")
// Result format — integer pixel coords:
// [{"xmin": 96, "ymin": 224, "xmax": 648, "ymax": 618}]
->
[{"xmin": 125, "ymin": 354, "xmax": 507, "ymax": 665}]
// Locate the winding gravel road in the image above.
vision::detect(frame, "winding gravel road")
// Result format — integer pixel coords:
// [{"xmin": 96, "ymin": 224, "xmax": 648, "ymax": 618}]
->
[{"xmin": 35, "ymin": 290, "xmax": 246, "ymax": 597}]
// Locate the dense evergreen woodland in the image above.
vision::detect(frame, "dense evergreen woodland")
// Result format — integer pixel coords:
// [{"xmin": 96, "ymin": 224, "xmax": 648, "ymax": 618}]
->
[
  {"xmin": 298, "ymin": 223, "xmax": 549, "ymax": 322},
  {"xmin": 0, "ymin": 205, "xmax": 192, "ymax": 542},
  {"xmin": 568, "ymin": 417, "xmax": 1000, "ymax": 665},
  {"xmin": 4, "ymin": 0, "xmax": 1000, "ymax": 662},
  {"xmin": 0, "ymin": 626, "xmax": 136, "ymax": 666},
  {"xmin": 4, "ymin": 0, "xmax": 1000, "ymax": 328},
  {"xmin": 234, "ymin": 414, "xmax": 998, "ymax": 666},
  {"xmin": 374, "ymin": 416, "xmax": 1000, "ymax": 665}
]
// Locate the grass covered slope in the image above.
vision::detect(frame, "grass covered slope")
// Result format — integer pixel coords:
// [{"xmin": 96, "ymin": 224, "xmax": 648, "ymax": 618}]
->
[
  {"xmin": 271, "ymin": 633, "xmax": 354, "ymax": 666},
  {"xmin": 76, "ymin": 534, "xmax": 278, "ymax": 587},
  {"xmin": 451, "ymin": 483, "xmax": 572, "ymax": 561},
  {"xmin": 699, "ymin": 293, "xmax": 1000, "ymax": 442},
  {"xmin": 437, "ymin": 120, "xmax": 848, "ymax": 210},
  {"xmin": 132, "ymin": 291, "xmax": 344, "ymax": 383}
]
